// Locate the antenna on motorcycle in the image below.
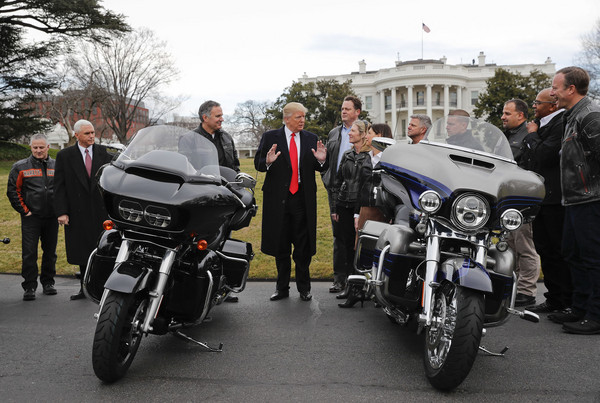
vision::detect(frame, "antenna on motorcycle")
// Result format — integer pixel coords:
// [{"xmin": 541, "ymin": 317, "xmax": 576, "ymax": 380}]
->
[{"xmin": 371, "ymin": 137, "xmax": 396, "ymax": 152}]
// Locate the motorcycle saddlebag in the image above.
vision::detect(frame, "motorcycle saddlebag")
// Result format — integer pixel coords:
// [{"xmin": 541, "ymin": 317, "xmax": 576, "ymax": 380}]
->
[
  {"xmin": 220, "ymin": 239, "xmax": 253, "ymax": 288},
  {"xmin": 356, "ymin": 221, "xmax": 391, "ymax": 271},
  {"xmin": 84, "ymin": 229, "xmax": 121, "ymax": 303}
]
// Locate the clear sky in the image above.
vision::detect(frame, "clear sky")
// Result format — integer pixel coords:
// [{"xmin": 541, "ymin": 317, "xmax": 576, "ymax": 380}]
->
[{"xmin": 102, "ymin": 0, "xmax": 600, "ymax": 119}]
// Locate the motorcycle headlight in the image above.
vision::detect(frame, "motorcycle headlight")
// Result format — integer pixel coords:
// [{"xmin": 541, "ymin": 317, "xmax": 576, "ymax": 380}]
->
[
  {"xmin": 500, "ymin": 209, "xmax": 523, "ymax": 231},
  {"xmin": 418, "ymin": 191, "xmax": 442, "ymax": 213},
  {"xmin": 144, "ymin": 205, "xmax": 172, "ymax": 228},
  {"xmin": 451, "ymin": 193, "xmax": 490, "ymax": 231},
  {"xmin": 118, "ymin": 200, "xmax": 143, "ymax": 223}
]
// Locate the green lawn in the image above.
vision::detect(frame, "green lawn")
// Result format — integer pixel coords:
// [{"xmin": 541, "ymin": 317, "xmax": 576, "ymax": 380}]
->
[{"xmin": 0, "ymin": 158, "xmax": 335, "ymax": 280}]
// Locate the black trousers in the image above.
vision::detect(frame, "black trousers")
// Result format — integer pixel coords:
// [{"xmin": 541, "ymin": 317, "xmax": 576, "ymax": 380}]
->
[
  {"xmin": 275, "ymin": 187, "xmax": 311, "ymax": 293},
  {"xmin": 532, "ymin": 204, "xmax": 572, "ymax": 308},
  {"xmin": 562, "ymin": 202, "xmax": 600, "ymax": 321},
  {"xmin": 332, "ymin": 205, "xmax": 356, "ymax": 284},
  {"xmin": 21, "ymin": 214, "xmax": 58, "ymax": 290}
]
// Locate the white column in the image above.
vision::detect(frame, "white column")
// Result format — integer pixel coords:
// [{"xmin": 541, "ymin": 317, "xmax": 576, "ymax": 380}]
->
[
  {"xmin": 407, "ymin": 85, "xmax": 414, "ymax": 119},
  {"xmin": 426, "ymin": 84, "xmax": 433, "ymax": 119},
  {"xmin": 379, "ymin": 90, "xmax": 386, "ymax": 124},
  {"xmin": 444, "ymin": 85, "xmax": 450, "ymax": 117},
  {"xmin": 457, "ymin": 86, "xmax": 463, "ymax": 109},
  {"xmin": 390, "ymin": 87, "xmax": 397, "ymax": 137}
]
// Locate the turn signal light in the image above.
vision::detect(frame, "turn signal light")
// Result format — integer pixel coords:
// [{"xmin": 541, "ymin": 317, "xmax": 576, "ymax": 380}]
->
[
  {"xmin": 103, "ymin": 220, "xmax": 114, "ymax": 231},
  {"xmin": 197, "ymin": 239, "xmax": 208, "ymax": 250}
]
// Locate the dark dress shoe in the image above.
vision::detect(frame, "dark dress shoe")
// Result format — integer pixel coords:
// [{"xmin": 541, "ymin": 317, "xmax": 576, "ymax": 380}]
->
[
  {"xmin": 42, "ymin": 284, "xmax": 57, "ymax": 295},
  {"xmin": 225, "ymin": 295, "xmax": 239, "ymax": 303},
  {"xmin": 335, "ymin": 288, "xmax": 349, "ymax": 299},
  {"xmin": 528, "ymin": 301, "xmax": 562, "ymax": 313},
  {"xmin": 70, "ymin": 290, "xmax": 86, "ymax": 300},
  {"xmin": 23, "ymin": 288, "xmax": 36, "ymax": 301},
  {"xmin": 562, "ymin": 319, "xmax": 600, "ymax": 335},
  {"xmin": 548, "ymin": 308, "xmax": 585, "ymax": 324},
  {"xmin": 299, "ymin": 292, "xmax": 312, "ymax": 301},
  {"xmin": 270, "ymin": 290, "xmax": 289, "ymax": 301},
  {"xmin": 515, "ymin": 293, "xmax": 536, "ymax": 307}
]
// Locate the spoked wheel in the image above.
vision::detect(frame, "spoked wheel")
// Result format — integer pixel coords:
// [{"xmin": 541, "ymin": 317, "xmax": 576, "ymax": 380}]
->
[
  {"xmin": 424, "ymin": 284, "xmax": 484, "ymax": 391},
  {"xmin": 92, "ymin": 291, "xmax": 148, "ymax": 382}
]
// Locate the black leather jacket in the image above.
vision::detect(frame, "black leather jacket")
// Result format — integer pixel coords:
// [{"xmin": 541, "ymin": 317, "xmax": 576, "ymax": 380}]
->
[
  {"xmin": 7, "ymin": 155, "xmax": 55, "ymax": 217},
  {"xmin": 333, "ymin": 149, "xmax": 370, "ymax": 213},
  {"xmin": 560, "ymin": 96, "xmax": 600, "ymax": 206},
  {"xmin": 193, "ymin": 125, "xmax": 240, "ymax": 172}
]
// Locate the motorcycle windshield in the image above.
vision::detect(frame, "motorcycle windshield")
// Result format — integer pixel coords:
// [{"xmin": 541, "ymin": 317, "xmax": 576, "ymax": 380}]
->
[
  {"xmin": 114, "ymin": 125, "xmax": 221, "ymax": 181},
  {"xmin": 423, "ymin": 116, "xmax": 514, "ymax": 161}
]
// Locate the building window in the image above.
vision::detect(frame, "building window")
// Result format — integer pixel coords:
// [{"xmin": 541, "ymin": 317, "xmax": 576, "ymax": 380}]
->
[
  {"xmin": 365, "ymin": 96, "xmax": 372, "ymax": 110},
  {"xmin": 385, "ymin": 95, "xmax": 391, "ymax": 110},
  {"xmin": 401, "ymin": 93, "xmax": 406, "ymax": 108},
  {"xmin": 471, "ymin": 91, "xmax": 479, "ymax": 105},
  {"xmin": 450, "ymin": 92, "xmax": 457, "ymax": 107},
  {"xmin": 417, "ymin": 91, "xmax": 424, "ymax": 106},
  {"xmin": 401, "ymin": 119, "xmax": 406, "ymax": 136},
  {"xmin": 435, "ymin": 92, "xmax": 441, "ymax": 106}
]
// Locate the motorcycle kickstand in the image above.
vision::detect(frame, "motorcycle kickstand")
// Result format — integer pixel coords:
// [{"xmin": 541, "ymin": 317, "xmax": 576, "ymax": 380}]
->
[
  {"xmin": 478, "ymin": 345, "xmax": 509, "ymax": 357},
  {"xmin": 173, "ymin": 330, "xmax": 223, "ymax": 352}
]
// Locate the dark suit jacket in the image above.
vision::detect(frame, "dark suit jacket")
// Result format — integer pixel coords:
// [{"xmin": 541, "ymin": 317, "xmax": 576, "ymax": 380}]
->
[
  {"xmin": 54, "ymin": 144, "xmax": 113, "ymax": 265},
  {"xmin": 254, "ymin": 127, "xmax": 327, "ymax": 257},
  {"xmin": 321, "ymin": 125, "xmax": 344, "ymax": 212},
  {"xmin": 522, "ymin": 111, "xmax": 564, "ymax": 205}
]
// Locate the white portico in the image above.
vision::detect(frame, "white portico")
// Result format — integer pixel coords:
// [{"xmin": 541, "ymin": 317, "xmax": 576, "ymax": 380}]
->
[{"xmin": 299, "ymin": 52, "xmax": 556, "ymax": 139}]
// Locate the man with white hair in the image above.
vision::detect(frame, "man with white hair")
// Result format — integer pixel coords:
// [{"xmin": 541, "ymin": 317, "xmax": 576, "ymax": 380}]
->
[
  {"xmin": 7, "ymin": 134, "xmax": 58, "ymax": 301},
  {"xmin": 54, "ymin": 119, "xmax": 113, "ymax": 300}
]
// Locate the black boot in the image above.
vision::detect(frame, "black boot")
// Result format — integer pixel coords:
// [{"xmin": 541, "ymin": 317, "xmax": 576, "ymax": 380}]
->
[
  {"xmin": 338, "ymin": 286, "xmax": 365, "ymax": 308},
  {"xmin": 335, "ymin": 286, "xmax": 350, "ymax": 300}
]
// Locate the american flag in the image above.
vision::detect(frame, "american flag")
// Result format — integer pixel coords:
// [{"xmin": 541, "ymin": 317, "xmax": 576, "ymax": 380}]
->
[{"xmin": 422, "ymin": 23, "xmax": 431, "ymax": 33}]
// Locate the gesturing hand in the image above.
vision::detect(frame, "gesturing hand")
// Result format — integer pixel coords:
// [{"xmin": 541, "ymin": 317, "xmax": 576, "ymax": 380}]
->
[
  {"xmin": 266, "ymin": 143, "xmax": 281, "ymax": 165},
  {"xmin": 311, "ymin": 140, "xmax": 327, "ymax": 163}
]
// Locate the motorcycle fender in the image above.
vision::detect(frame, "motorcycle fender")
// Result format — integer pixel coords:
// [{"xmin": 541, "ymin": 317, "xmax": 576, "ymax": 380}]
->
[
  {"xmin": 438, "ymin": 258, "xmax": 493, "ymax": 293},
  {"xmin": 104, "ymin": 261, "xmax": 152, "ymax": 294}
]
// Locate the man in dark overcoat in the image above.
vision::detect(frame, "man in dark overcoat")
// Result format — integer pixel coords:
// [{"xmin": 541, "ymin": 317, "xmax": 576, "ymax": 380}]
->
[
  {"xmin": 54, "ymin": 119, "xmax": 113, "ymax": 300},
  {"xmin": 254, "ymin": 102, "xmax": 327, "ymax": 301}
]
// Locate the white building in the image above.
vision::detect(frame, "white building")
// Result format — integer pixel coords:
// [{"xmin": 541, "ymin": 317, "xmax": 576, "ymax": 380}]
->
[{"xmin": 299, "ymin": 52, "xmax": 555, "ymax": 138}]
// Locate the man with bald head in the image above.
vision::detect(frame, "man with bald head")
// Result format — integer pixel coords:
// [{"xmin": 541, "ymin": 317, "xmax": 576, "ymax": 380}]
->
[{"xmin": 522, "ymin": 89, "xmax": 570, "ymax": 313}]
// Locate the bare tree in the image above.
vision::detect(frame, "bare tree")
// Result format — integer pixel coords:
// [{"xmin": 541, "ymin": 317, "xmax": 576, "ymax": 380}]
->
[
  {"xmin": 579, "ymin": 19, "xmax": 600, "ymax": 100},
  {"xmin": 39, "ymin": 62, "xmax": 110, "ymax": 144},
  {"xmin": 72, "ymin": 28, "xmax": 181, "ymax": 143},
  {"xmin": 230, "ymin": 100, "xmax": 271, "ymax": 147}
]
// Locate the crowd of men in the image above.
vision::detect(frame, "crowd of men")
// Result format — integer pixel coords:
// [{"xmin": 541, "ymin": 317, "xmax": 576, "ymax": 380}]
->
[{"xmin": 7, "ymin": 66, "xmax": 600, "ymax": 335}]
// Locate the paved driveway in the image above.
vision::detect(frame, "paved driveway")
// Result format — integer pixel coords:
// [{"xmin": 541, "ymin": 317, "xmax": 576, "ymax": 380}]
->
[{"xmin": 0, "ymin": 275, "xmax": 598, "ymax": 402}]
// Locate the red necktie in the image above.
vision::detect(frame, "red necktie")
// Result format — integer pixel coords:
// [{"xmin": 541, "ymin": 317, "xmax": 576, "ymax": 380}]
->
[
  {"xmin": 85, "ymin": 149, "xmax": 92, "ymax": 177},
  {"xmin": 289, "ymin": 133, "xmax": 298, "ymax": 194}
]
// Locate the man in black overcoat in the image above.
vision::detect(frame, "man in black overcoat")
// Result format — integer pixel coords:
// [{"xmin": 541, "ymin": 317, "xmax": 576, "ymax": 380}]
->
[
  {"xmin": 522, "ymin": 88, "xmax": 571, "ymax": 312},
  {"xmin": 254, "ymin": 102, "xmax": 327, "ymax": 301},
  {"xmin": 54, "ymin": 119, "xmax": 113, "ymax": 300}
]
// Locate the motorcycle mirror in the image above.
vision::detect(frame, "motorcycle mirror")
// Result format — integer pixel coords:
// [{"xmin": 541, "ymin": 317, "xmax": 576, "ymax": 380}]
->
[
  {"xmin": 234, "ymin": 172, "xmax": 257, "ymax": 189},
  {"xmin": 371, "ymin": 137, "xmax": 396, "ymax": 152}
]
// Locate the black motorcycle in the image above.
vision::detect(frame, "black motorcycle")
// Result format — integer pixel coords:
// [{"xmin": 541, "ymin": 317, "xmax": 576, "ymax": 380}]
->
[
  {"xmin": 351, "ymin": 117, "xmax": 544, "ymax": 390},
  {"xmin": 83, "ymin": 125, "xmax": 256, "ymax": 383}
]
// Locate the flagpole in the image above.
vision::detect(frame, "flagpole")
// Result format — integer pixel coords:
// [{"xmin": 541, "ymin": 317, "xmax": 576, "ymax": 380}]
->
[{"xmin": 421, "ymin": 22, "xmax": 424, "ymax": 59}]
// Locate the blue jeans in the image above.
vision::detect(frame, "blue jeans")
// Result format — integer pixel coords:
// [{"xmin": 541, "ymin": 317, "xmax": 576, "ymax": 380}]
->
[{"xmin": 562, "ymin": 202, "xmax": 600, "ymax": 321}]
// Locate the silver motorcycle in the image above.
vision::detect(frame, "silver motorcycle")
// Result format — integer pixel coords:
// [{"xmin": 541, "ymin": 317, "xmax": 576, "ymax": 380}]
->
[{"xmin": 350, "ymin": 116, "xmax": 544, "ymax": 390}]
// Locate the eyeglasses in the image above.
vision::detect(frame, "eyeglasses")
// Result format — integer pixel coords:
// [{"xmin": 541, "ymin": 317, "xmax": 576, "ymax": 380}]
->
[{"xmin": 532, "ymin": 100, "xmax": 556, "ymax": 106}]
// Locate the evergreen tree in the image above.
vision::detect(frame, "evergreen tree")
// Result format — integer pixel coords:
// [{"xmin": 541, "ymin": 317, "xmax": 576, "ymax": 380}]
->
[{"xmin": 473, "ymin": 68, "xmax": 551, "ymax": 129}]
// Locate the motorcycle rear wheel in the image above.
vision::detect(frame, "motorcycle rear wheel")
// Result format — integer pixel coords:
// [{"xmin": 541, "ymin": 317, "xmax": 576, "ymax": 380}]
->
[
  {"xmin": 424, "ymin": 284, "xmax": 484, "ymax": 391},
  {"xmin": 92, "ymin": 291, "xmax": 147, "ymax": 382}
]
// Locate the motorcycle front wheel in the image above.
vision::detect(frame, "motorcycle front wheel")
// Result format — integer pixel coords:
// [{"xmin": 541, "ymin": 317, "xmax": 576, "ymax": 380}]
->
[
  {"xmin": 92, "ymin": 291, "xmax": 147, "ymax": 382},
  {"xmin": 424, "ymin": 284, "xmax": 484, "ymax": 391}
]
